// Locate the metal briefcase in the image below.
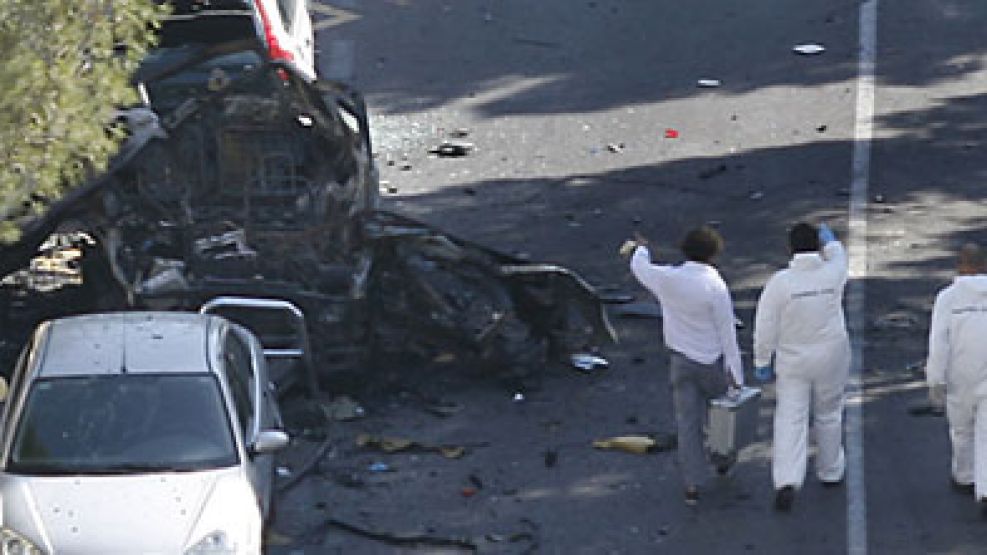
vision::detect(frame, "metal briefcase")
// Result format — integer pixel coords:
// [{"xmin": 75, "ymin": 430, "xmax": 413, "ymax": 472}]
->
[{"xmin": 707, "ymin": 386, "xmax": 762, "ymax": 458}]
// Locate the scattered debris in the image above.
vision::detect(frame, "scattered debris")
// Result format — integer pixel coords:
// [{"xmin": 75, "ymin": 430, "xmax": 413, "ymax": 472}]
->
[
  {"xmin": 356, "ymin": 433, "xmax": 470, "ymax": 459},
  {"xmin": 324, "ymin": 518, "xmax": 478, "ymax": 551},
  {"xmin": 450, "ymin": 127, "xmax": 470, "ymax": 138},
  {"xmin": 513, "ymin": 392, "xmax": 526, "ymax": 402},
  {"xmin": 873, "ymin": 194, "xmax": 885, "ymax": 203},
  {"xmin": 749, "ymin": 191, "xmax": 765, "ymax": 201},
  {"xmin": 461, "ymin": 486, "xmax": 478, "ymax": 497},
  {"xmin": 698, "ymin": 164, "xmax": 728, "ymax": 180},
  {"xmin": 276, "ymin": 466, "xmax": 292, "ymax": 478},
  {"xmin": 571, "ymin": 353, "xmax": 610, "ymax": 372},
  {"xmin": 430, "ymin": 140, "xmax": 475, "ymax": 157},
  {"xmin": 320, "ymin": 395, "xmax": 366, "ymax": 421},
  {"xmin": 697, "ymin": 79, "xmax": 722, "ymax": 88},
  {"xmin": 872, "ymin": 311, "xmax": 919, "ymax": 330},
  {"xmin": 592, "ymin": 433, "xmax": 676, "ymax": 454},
  {"xmin": 664, "ymin": 128, "xmax": 680, "ymax": 139},
  {"xmin": 607, "ymin": 142, "xmax": 626, "ymax": 153},
  {"xmin": 593, "ymin": 435, "xmax": 655, "ymax": 454},
  {"xmin": 816, "ymin": 124, "xmax": 828, "ymax": 133},
  {"xmin": 381, "ymin": 180, "xmax": 398, "ymax": 194},
  {"xmin": 368, "ymin": 461, "xmax": 392, "ymax": 473},
  {"xmin": 793, "ymin": 43, "xmax": 826, "ymax": 55}
]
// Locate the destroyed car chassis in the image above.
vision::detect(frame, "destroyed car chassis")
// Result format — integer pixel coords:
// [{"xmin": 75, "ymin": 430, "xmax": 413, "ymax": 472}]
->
[{"xmin": 0, "ymin": 41, "xmax": 614, "ymax": 391}]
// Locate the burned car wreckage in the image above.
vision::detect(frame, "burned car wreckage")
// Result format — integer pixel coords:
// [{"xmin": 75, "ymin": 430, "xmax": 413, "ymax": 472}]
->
[{"xmin": 0, "ymin": 41, "xmax": 615, "ymax": 392}]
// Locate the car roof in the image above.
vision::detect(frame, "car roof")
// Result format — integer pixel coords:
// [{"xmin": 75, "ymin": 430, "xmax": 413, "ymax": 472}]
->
[{"xmin": 38, "ymin": 312, "xmax": 222, "ymax": 378}]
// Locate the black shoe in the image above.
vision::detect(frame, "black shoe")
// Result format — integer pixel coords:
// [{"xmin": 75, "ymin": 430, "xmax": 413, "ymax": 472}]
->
[
  {"xmin": 710, "ymin": 454, "xmax": 737, "ymax": 476},
  {"xmin": 684, "ymin": 486, "xmax": 699, "ymax": 507},
  {"xmin": 774, "ymin": 486, "xmax": 795, "ymax": 512},
  {"xmin": 952, "ymin": 479, "xmax": 975, "ymax": 495},
  {"xmin": 821, "ymin": 477, "xmax": 844, "ymax": 488},
  {"xmin": 712, "ymin": 453, "xmax": 735, "ymax": 476}
]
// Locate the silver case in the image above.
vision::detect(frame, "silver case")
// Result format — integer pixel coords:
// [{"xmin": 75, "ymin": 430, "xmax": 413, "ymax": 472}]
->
[{"xmin": 707, "ymin": 386, "xmax": 762, "ymax": 457}]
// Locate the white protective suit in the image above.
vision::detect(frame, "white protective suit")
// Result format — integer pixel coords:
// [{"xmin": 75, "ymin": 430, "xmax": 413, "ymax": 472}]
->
[
  {"xmin": 926, "ymin": 274, "xmax": 987, "ymax": 499},
  {"xmin": 754, "ymin": 240, "xmax": 850, "ymax": 489}
]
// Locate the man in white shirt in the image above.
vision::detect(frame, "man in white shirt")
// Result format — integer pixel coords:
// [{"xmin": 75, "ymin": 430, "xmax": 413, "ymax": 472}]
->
[
  {"xmin": 629, "ymin": 226, "xmax": 744, "ymax": 506},
  {"xmin": 926, "ymin": 243, "xmax": 987, "ymax": 512},
  {"xmin": 753, "ymin": 222, "xmax": 849, "ymax": 512}
]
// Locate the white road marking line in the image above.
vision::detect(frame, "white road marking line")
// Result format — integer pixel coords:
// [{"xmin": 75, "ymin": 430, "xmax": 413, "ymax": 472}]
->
[
  {"xmin": 847, "ymin": 1, "xmax": 878, "ymax": 554},
  {"xmin": 310, "ymin": 0, "xmax": 361, "ymax": 31}
]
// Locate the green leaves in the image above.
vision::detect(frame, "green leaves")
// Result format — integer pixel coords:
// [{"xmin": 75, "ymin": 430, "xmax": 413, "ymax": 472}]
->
[{"xmin": 0, "ymin": 0, "xmax": 167, "ymax": 241}]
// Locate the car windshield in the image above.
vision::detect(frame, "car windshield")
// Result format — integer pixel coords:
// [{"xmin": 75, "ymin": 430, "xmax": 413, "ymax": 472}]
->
[{"xmin": 8, "ymin": 374, "xmax": 238, "ymax": 475}]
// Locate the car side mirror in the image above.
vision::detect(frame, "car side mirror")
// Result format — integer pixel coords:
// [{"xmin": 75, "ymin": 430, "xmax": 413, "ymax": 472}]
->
[{"xmin": 250, "ymin": 429, "xmax": 289, "ymax": 456}]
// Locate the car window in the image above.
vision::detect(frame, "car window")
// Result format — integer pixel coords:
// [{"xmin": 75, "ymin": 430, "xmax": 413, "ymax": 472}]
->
[
  {"xmin": 223, "ymin": 331, "xmax": 256, "ymax": 436},
  {"xmin": 8, "ymin": 375, "xmax": 237, "ymax": 475}
]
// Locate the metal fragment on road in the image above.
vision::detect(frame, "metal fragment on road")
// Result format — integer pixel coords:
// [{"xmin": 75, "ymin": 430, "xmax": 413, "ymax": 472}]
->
[
  {"xmin": 368, "ymin": 462, "xmax": 392, "ymax": 472},
  {"xmin": 606, "ymin": 142, "xmax": 625, "ymax": 153},
  {"xmin": 430, "ymin": 140, "xmax": 475, "ymax": 157},
  {"xmin": 697, "ymin": 79, "xmax": 721, "ymax": 88},
  {"xmin": 571, "ymin": 353, "xmax": 610, "ymax": 372},
  {"xmin": 793, "ymin": 43, "xmax": 826, "ymax": 55}
]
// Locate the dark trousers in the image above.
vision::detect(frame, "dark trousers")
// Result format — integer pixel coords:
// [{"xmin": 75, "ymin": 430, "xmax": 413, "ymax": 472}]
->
[{"xmin": 669, "ymin": 351, "xmax": 729, "ymax": 486}]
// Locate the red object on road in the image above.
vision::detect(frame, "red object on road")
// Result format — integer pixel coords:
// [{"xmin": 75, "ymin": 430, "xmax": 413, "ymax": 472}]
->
[
  {"xmin": 461, "ymin": 487, "xmax": 478, "ymax": 497},
  {"xmin": 664, "ymin": 128, "xmax": 680, "ymax": 139}
]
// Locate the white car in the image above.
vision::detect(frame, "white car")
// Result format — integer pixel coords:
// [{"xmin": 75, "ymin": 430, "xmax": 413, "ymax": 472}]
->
[
  {"xmin": 163, "ymin": 0, "xmax": 316, "ymax": 81},
  {"xmin": 0, "ymin": 312, "xmax": 289, "ymax": 554}
]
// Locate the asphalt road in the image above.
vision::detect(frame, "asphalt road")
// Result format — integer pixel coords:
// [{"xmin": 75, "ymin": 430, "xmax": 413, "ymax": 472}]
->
[{"xmin": 270, "ymin": 1, "xmax": 987, "ymax": 553}]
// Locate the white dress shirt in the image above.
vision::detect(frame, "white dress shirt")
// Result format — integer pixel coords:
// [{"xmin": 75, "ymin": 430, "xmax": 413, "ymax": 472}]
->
[{"xmin": 630, "ymin": 246, "xmax": 744, "ymax": 385}]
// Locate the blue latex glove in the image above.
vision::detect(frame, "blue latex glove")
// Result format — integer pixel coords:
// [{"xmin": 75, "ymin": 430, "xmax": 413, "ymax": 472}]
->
[
  {"xmin": 754, "ymin": 365, "xmax": 774, "ymax": 382},
  {"xmin": 818, "ymin": 223, "xmax": 836, "ymax": 245}
]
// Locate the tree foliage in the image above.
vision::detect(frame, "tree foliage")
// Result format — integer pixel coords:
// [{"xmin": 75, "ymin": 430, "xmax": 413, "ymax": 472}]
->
[{"xmin": 0, "ymin": 0, "xmax": 167, "ymax": 242}]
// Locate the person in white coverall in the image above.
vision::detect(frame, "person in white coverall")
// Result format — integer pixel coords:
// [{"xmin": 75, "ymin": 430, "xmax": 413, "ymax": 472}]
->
[
  {"xmin": 753, "ymin": 222, "xmax": 850, "ymax": 512},
  {"xmin": 925, "ymin": 243, "xmax": 987, "ymax": 511},
  {"xmin": 628, "ymin": 226, "xmax": 744, "ymax": 507}
]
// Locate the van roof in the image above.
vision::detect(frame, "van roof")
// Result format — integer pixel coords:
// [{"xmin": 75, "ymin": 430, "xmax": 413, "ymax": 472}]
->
[{"xmin": 38, "ymin": 312, "xmax": 220, "ymax": 378}]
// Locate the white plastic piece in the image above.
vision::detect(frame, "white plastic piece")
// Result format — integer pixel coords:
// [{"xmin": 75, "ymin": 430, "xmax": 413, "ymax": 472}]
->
[
  {"xmin": 793, "ymin": 43, "xmax": 826, "ymax": 55},
  {"xmin": 697, "ymin": 79, "xmax": 722, "ymax": 88}
]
